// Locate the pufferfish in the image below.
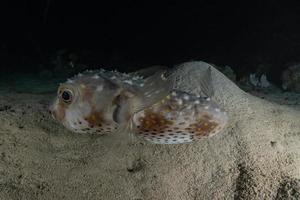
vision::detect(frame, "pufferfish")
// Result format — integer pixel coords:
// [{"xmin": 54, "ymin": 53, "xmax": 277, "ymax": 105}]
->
[{"xmin": 50, "ymin": 66, "xmax": 228, "ymax": 144}]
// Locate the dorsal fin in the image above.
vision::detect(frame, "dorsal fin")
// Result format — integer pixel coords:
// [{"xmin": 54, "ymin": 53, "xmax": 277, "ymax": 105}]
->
[{"xmin": 129, "ymin": 65, "xmax": 168, "ymax": 78}]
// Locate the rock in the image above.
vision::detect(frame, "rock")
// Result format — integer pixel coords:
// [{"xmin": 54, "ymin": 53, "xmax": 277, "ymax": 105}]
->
[
  {"xmin": 249, "ymin": 73, "xmax": 260, "ymax": 87},
  {"xmin": 260, "ymin": 74, "xmax": 271, "ymax": 88},
  {"xmin": 222, "ymin": 65, "xmax": 237, "ymax": 82},
  {"xmin": 281, "ymin": 63, "xmax": 300, "ymax": 93},
  {"xmin": 249, "ymin": 73, "xmax": 272, "ymax": 88}
]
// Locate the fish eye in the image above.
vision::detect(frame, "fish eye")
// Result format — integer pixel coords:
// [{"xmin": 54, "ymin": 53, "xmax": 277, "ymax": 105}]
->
[{"xmin": 60, "ymin": 89, "xmax": 73, "ymax": 104}]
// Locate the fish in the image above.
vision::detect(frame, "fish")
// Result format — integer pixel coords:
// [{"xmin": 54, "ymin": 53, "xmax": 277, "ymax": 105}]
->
[{"xmin": 50, "ymin": 66, "xmax": 228, "ymax": 144}]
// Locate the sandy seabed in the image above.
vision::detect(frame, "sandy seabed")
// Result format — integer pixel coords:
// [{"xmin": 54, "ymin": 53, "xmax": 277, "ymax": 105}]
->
[{"xmin": 0, "ymin": 61, "xmax": 300, "ymax": 200}]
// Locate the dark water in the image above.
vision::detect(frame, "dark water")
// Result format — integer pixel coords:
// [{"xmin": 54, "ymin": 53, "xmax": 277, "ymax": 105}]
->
[
  {"xmin": 2, "ymin": 1, "xmax": 300, "ymax": 93},
  {"xmin": 0, "ymin": 74, "xmax": 62, "ymax": 94}
]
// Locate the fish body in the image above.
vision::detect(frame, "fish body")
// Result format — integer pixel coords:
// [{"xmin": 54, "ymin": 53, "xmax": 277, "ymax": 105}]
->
[
  {"xmin": 50, "ymin": 66, "xmax": 228, "ymax": 144},
  {"xmin": 132, "ymin": 90, "xmax": 228, "ymax": 144}
]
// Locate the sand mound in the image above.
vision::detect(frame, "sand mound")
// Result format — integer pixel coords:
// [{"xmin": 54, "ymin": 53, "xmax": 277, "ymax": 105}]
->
[{"xmin": 0, "ymin": 61, "xmax": 299, "ymax": 200}]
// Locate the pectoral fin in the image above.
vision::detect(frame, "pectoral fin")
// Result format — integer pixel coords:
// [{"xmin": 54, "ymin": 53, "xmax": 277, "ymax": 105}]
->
[
  {"xmin": 112, "ymin": 69, "xmax": 174, "ymax": 134},
  {"xmin": 132, "ymin": 69, "xmax": 173, "ymax": 114}
]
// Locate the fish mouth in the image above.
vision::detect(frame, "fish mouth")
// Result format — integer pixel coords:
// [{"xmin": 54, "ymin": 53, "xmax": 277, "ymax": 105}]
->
[
  {"xmin": 48, "ymin": 103, "xmax": 57, "ymax": 120},
  {"xmin": 50, "ymin": 109, "xmax": 61, "ymax": 122},
  {"xmin": 49, "ymin": 100, "xmax": 67, "ymax": 123},
  {"xmin": 50, "ymin": 111, "xmax": 56, "ymax": 120}
]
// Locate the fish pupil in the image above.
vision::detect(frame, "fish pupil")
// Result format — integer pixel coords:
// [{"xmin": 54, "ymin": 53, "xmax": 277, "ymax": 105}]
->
[{"xmin": 62, "ymin": 91, "xmax": 72, "ymax": 102}]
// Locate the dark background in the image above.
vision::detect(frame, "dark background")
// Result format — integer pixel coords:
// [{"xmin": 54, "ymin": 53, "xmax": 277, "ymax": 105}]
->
[{"xmin": 2, "ymin": 0, "xmax": 300, "ymax": 84}]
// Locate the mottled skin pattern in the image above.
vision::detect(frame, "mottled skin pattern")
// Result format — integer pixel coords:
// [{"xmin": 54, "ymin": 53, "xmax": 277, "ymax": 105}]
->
[
  {"xmin": 50, "ymin": 73, "xmax": 121, "ymax": 134},
  {"xmin": 188, "ymin": 114, "xmax": 219, "ymax": 136},
  {"xmin": 136, "ymin": 110, "xmax": 174, "ymax": 134},
  {"xmin": 133, "ymin": 90, "xmax": 227, "ymax": 144}
]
